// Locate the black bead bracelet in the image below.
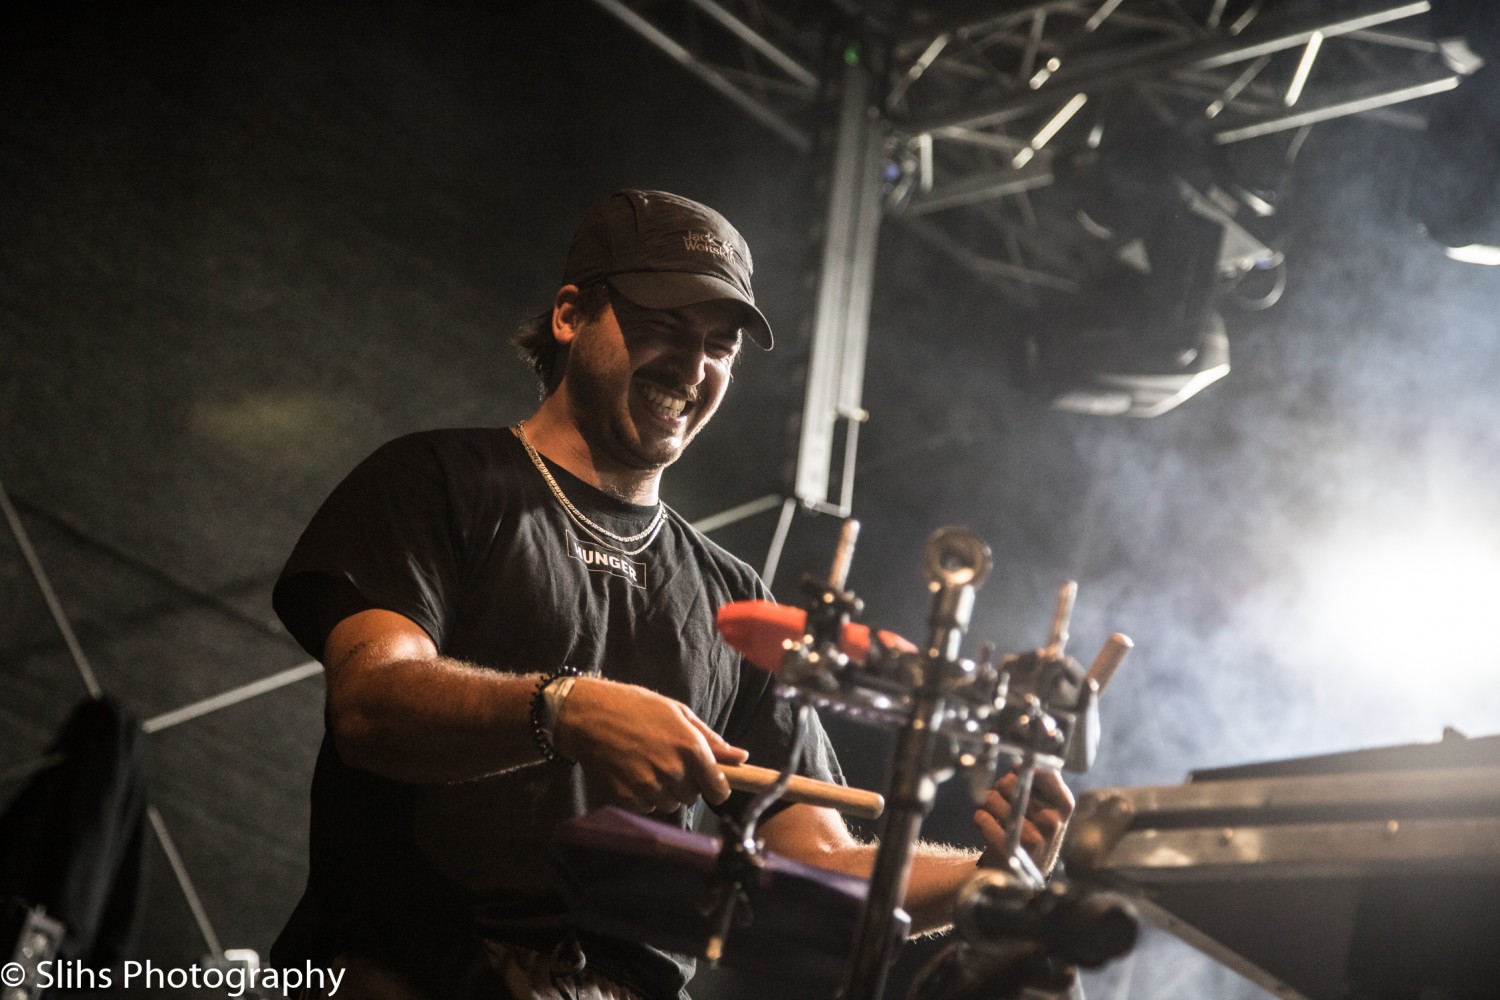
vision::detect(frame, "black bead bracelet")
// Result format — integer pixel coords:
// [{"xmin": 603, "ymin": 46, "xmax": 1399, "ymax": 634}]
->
[{"xmin": 530, "ymin": 665, "xmax": 583, "ymax": 765}]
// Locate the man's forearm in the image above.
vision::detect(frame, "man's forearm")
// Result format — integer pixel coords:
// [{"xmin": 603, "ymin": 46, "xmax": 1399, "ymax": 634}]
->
[
  {"xmin": 322, "ymin": 609, "xmax": 746, "ymax": 806},
  {"xmin": 759, "ymin": 801, "xmax": 1066, "ymax": 937},
  {"xmin": 903, "ymin": 844, "xmax": 993, "ymax": 933},
  {"xmin": 328, "ymin": 651, "xmax": 544, "ymax": 783},
  {"xmin": 321, "ymin": 608, "xmax": 549, "ymax": 783},
  {"xmin": 778, "ymin": 835, "xmax": 981, "ymax": 934}
]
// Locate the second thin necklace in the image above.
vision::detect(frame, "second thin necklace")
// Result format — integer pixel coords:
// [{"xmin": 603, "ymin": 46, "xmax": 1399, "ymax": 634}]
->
[{"xmin": 512, "ymin": 422, "xmax": 666, "ymax": 556}]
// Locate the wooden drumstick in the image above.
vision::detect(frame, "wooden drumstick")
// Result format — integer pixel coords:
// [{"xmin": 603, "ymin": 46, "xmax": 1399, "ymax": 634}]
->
[
  {"xmin": 1086, "ymin": 632, "xmax": 1133, "ymax": 692},
  {"xmin": 720, "ymin": 763, "xmax": 885, "ymax": 819}
]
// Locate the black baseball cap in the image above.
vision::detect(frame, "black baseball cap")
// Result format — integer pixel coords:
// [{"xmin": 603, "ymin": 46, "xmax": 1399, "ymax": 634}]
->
[{"xmin": 563, "ymin": 189, "xmax": 773, "ymax": 349}]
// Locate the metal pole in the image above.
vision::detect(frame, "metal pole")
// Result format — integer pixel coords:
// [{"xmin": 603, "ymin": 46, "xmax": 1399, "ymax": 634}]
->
[
  {"xmin": 586, "ymin": 0, "xmax": 811, "ymax": 150},
  {"xmin": 148, "ymin": 805, "xmax": 223, "ymax": 956},
  {"xmin": 142, "ymin": 661, "xmax": 323, "ymax": 734},
  {"xmin": 841, "ymin": 675, "xmax": 948, "ymax": 1000},
  {"xmin": 681, "ymin": 0, "xmax": 818, "ymax": 90},
  {"xmin": 690, "ymin": 492, "xmax": 784, "ymax": 535},
  {"xmin": 1, "ymin": 480, "xmax": 102, "ymax": 699},
  {"xmin": 795, "ymin": 56, "xmax": 885, "ymax": 508},
  {"xmin": 1212, "ymin": 73, "xmax": 1458, "ymax": 143},
  {"xmin": 760, "ymin": 496, "xmax": 799, "ymax": 587}
]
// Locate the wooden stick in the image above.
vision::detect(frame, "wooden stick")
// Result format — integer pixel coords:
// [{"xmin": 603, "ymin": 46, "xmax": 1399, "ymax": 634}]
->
[
  {"xmin": 1086, "ymin": 632, "xmax": 1133, "ymax": 692},
  {"xmin": 720, "ymin": 763, "xmax": 885, "ymax": 819}
]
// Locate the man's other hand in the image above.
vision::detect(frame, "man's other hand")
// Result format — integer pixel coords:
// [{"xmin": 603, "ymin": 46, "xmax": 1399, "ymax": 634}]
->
[{"xmin": 975, "ymin": 766, "xmax": 1075, "ymax": 875}]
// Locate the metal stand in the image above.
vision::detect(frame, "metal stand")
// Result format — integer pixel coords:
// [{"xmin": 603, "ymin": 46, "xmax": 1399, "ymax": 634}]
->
[
  {"xmin": 718, "ymin": 522, "xmax": 1138, "ymax": 1000},
  {"xmin": 843, "ymin": 528, "xmax": 992, "ymax": 1000},
  {"xmin": 797, "ymin": 53, "xmax": 886, "ymax": 515},
  {"xmin": 844, "ymin": 673, "xmax": 946, "ymax": 1000}
]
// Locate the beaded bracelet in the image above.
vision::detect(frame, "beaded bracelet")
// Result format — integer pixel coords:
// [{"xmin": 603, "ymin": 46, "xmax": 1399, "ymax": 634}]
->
[{"xmin": 530, "ymin": 666, "xmax": 583, "ymax": 765}]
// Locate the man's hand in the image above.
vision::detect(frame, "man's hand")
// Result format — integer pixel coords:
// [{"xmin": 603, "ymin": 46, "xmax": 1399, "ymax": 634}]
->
[
  {"xmin": 553, "ymin": 677, "xmax": 749, "ymax": 814},
  {"xmin": 974, "ymin": 766, "xmax": 1075, "ymax": 875}
]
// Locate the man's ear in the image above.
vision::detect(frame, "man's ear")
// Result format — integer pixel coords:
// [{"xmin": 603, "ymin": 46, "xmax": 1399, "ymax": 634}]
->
[{"xmin": 552, "ymin": 284, "xmax": 585, "ymax": 346}]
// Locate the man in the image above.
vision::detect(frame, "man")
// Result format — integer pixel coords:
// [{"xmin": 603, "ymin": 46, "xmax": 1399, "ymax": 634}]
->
[{"xmin": 271, "ymin": 189, "xmax": 1072, "ymax": 1000}]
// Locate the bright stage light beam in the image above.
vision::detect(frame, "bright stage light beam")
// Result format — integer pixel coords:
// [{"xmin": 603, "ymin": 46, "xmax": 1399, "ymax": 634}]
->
[{"xmin": 1299, "ymin": 526, "xmax": 1500, "ymax": 687}]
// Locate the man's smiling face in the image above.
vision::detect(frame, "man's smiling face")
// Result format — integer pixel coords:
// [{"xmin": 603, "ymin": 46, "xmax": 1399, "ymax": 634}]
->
[{"xmin": 561, "ymin": 286, "xmax": 744, "ymax": 474}]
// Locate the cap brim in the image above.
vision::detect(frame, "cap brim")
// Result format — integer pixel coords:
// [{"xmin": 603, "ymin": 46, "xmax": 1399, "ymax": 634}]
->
[{"xmin": 608, "ymin": 272, "xmax": 773, "ymax": 349}]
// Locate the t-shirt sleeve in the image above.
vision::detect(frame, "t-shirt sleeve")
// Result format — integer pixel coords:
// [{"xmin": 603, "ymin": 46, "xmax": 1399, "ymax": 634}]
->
[{"xmin": 272, "ymin": 435, "xmax": 466, "ymax": 660}]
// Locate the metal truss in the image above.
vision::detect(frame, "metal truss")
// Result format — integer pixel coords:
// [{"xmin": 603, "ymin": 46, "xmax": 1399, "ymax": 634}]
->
[
  {"xmin": 589, "ymin": 0, "xmax": 1451, "ymax": 292},
  {"xmin": 587, "ymin": 0, "xmax": 1455, "ymax": 495},
  {"xmin": 887, "ymin": 0, "xmax": 1453, "ymax": 298},
  {"xmin": 585, "ymin": 0, "xmax": 827, "ymax": 150}
]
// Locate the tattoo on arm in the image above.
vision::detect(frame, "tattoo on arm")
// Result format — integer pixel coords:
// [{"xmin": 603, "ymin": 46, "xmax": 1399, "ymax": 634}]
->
[{"xmin": 332, "ymin": 638, "xmax": 378, "ymax": 673}]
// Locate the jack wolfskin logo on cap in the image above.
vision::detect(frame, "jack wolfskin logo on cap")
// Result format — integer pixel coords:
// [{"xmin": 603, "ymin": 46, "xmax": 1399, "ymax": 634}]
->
[
  {"xmin": 682, "ymin": 230, "xmax": 743, "ymax": 268},
  {"xmin": 563, "ymin": 189, "xmax": 774, "ymax": 348}
]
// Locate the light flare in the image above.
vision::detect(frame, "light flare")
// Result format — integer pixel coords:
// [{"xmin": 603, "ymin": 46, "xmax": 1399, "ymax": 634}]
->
[{"xmin": 1297, "ymin": 523, "xmax": 1500, "ymax": 685}]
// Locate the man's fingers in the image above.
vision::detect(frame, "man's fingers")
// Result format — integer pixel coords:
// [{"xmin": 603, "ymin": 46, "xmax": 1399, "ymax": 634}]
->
[
  {"xmin": 614, "ymin": 773, "xmax": 685, "ymax": 815},
  {"xmin": 978, "ymin": 790, "xmax": 1045, "ymax": 849},
  {"xmin": 1029, "ymin": 767, "xmax": 1075, "ymax": 813},
  {"xmin": 974, "ymin": 810, "xmax": 1043, "ymax": 850},
  {"xmin": 647, "ymin": 789, "xmax": 686, "ymax": 815},
  {"xmin": 694, "ymin": 715, "xmax": 749, "ymax": 765},
  {"xmin": 973, "ymin": 807, "xmax": 1005, "ymax": 849},
  {"xmin": 1032, "ymin": 806, "xmax": 1065, "ymax": 837},
  {"xmin": 642, "ymin": 734, "xmax": 716, "ymax": 808},
  {"xmin": 683, "ymin": 714, "xmax": 746, "ymax": 804},
  {"xmin": 664, "ymin": 770, "xmax": 702, "ymax": 809},
  {"xmin": 993, "ymin": 768, "xmax": 1074, "ymax": 820},
  {"xmin": 566, "ymin": 683, "xmax": 754, "ymax": 810},
  {"xmin": 686, "ymin": 742, "xmax": 734, "ymax": 805},
  {"xmin": 979, "ymin": 768, "xmax": 1072, "ymax": 876}
]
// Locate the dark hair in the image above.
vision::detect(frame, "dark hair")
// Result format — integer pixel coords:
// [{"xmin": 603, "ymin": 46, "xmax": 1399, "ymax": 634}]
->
[{"xmin": 512, "ymin": 281, "xmax": 612, "ymax": 396}]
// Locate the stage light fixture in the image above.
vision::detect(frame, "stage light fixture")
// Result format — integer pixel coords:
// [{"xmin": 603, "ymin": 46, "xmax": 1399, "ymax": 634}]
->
[
  {"xmin": 1413, "ymin": 0, "xmax": 1500, "ymax": 265},
  {"xmin": 1025, "ymin": 307, "xmax": 1231, "ymax": 418},
  {"xmin": 1019, "ymin": 96, "xmax": 1274, "ymax": 417}
]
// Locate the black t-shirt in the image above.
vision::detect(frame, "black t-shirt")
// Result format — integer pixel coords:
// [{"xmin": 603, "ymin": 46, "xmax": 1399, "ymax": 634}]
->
[{"xmin": 270, "ymin": 428, "xmax": 842, "ymax": 1000}]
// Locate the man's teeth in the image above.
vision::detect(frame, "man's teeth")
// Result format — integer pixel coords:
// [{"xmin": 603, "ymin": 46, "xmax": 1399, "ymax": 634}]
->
[{"xmin": 640, "ymin": 384, "xmax": 688, "ymax": 417}]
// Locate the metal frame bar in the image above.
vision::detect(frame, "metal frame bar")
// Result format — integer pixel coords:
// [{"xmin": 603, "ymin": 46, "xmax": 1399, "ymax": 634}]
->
[
  {"xmin": 597, "ymin": 0, "xmax": 1454, "ymax": 541},
  {"xmin": 1128, "ymin": 894, "xmax": 1313, "ymax": 1000},
  {"xmin": 142, "ymin": 661, "xmax": 323, "ymax": 734},
  {"xmin": 2, "ymin": 479, "xmax": 102, "ymax": 699},
  {"xmin": 904, "ymin": 160, "xmax": 1054, "ymax": 216},
  {"xmin": 1283, "ymin": 31, "xmax": 1324, "ymax": 106},
  {"xmin": 585, "ymin": 0, "xmax": 812, "ymax": 150},
  {"xmin": 3, "ymin": 480, "xmax": 328, "ymax": 962},
  {"xmin": 689, "ymin": 492, "xmax": 785, "ymax": 535},
  {"xmin": 1212, "ymin": 71, "xmax": 1457, "ymax": 143},
  {"xmin": 760, "ymin": 496, "xmax": 799, "ymax": 587},
  {"xmin": 1192, "ymin": 1, "xmax": 1429, "ymax": 71},
  {"xmin": 681, "ymin": 0, "xmax": 818, "ymax": 90},
  {"xmin": 794, "ymin": 58, "xmax": 885, "ymax": 509},
  {"xmin": 148, "ymin": 804, "xmax": 223, "ymax": 956},
  {"xmin": 910, "ymin": 1, "xmax": 1432, "ymax": 134},
  {"xmin": 902, "ymin": 215, "xmax": 1081, "ymax": 292}
]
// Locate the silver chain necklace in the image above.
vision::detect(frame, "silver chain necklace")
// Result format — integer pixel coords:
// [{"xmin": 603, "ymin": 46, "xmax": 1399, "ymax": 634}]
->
[{"xmin": 512, "ymin": 422, "xmax": 666, "ymax": 556}]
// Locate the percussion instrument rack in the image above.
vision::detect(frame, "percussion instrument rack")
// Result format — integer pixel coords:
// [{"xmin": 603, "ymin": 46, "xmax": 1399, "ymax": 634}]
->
[{"xmin": 713, "ymin": 521, "xmax": 1139, "ymax": 1000}]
